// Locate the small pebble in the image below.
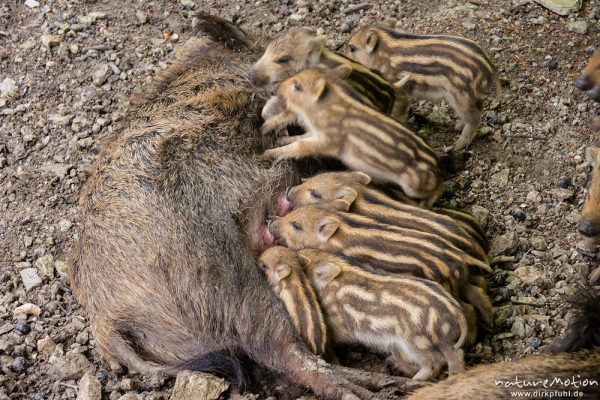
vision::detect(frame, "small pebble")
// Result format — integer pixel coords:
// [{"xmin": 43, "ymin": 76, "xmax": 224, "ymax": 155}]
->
[
  {"xmin": 135, "ymin": 10, "xmax": 148, "ymax": 24},
  {"xmin": 25, "ymin": 0, "xmax": 40, "ymax": 8},
  {"xmin": 59, "ymin": 219, "xmax": 73, "ymax": 232},
  {"xmin": 543, "ymin": 58, "xmax": 556, "ymax": 70},
  {"xmin": 527, "ymin": 336, "xmax": 542, "ymax": 349},
  {"xmin": 15, "ymin": 320, "xmax": 30, "ymax": 335},
  {"xmin": 511, "ymin": 208, "xmax": 526, "ymax": 222},
  {"xmin": 96, "ymin": 370, "xmax": 108, "ymax": 383},
  {"xmin": 559, "ymin": 177, "xmax": 570, "ymax": 188},
  {"xmin": 12, "ymin": 356, "xmax": 26, "ymax": 372}
]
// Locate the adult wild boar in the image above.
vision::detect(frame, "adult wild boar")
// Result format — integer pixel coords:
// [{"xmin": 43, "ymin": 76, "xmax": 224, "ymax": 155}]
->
[{"xmin": 68, "ymin": 14, "xmax": 401, "ymax": 399}]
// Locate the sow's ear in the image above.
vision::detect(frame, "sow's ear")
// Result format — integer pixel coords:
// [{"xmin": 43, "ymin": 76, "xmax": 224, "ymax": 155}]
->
[
  {"xmin": 314, "ymin": 263, "xmax": 341, "ymax": 285},
  {"xmin": 318, "ymin": 217, "xmax": 339, "ymax": 242},
  {"xmin": 365, "ymin": 29, "xmax": 380, "ymax": 54}
]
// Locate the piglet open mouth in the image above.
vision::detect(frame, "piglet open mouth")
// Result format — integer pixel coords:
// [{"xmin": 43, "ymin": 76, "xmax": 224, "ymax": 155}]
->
[
  {"xmin": 265, "ymin": 220, "xmax": 287, "ymax": 246},
  {"xmin": 261, "ymin": 223, "xmax": 275, "ymax": 246},
  {"xmin": 274, "ymin": 191, "xmax": 295, "ymax": 216}
]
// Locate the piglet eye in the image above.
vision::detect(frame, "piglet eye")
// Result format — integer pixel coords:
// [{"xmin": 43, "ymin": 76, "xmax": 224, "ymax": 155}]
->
[
  {"xmin": 276, "ymin": 56, "xmax": 291, "ymax": 64},
  {"xmin": 348, "ymin": 45, "xmax": 357, "ymax": 54},
  {"xmin": 310, "ymin": 189, "xmax": 322, "ymax": 200},
  {"xmin": 293, "ymin": 82, "xmax": 302, "ymax": 92},
  {"xmin": 259, "ymin": 262, "xmax": 267, "ymax": 270},
  {"xmin": 291, "ymin": 221, "xmax": 303, "ymax": 231}
]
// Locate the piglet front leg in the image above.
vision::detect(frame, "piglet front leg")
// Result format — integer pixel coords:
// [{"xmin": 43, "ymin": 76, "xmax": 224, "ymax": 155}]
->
[
  {"xmin": 260, "ymin": 110, "xmax": 298, "ymax": 136},
  {"xmin": 262, "ymin": 135, "xmax": 331, "ymax": 163}
]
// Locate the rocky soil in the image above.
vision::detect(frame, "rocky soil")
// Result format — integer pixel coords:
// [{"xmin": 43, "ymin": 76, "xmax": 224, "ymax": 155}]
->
[{"xmin": 1, "ymin": 0, "xmax": 599, "ymax": 399}]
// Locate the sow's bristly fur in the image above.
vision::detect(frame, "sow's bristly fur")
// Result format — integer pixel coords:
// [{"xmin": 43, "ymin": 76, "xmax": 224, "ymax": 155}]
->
[{"xmin": 67, "ymin": 14, "xmax": 399, "ymax": 400}]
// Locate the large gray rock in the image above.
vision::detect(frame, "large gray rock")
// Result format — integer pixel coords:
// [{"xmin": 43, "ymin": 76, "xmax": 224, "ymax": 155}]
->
[
  {"xmin": 40, "ymin": 163, "xmax": 72, "ymax": 180},
  {"xmin": 514, "ymin": 265, "xmax": 545, "ymax": 286},
  {"xmin": 490, "ymin": 168, "xmax": 510, "ymax": 188},
  {"xmin": 470, "ymin": 205, "xmax": 490, "ymax": 228},
  {"xmin": 52, "ymin": 353, "xmax": 93, "ymax": 380},
  {"xmin": 48, "ymin": 113, "xmax": 75, "ymax": 126},
  {"xmin": 170, "ymin": 371, "xmax": 229, "ymax": 400},
  {"xmin": 25, "ymin": 0, "xmax": 40, "ymax": 8},
  {"xmin": 20, "ymin": 268, "xmax": 42, "ymax": 291},
  {"xmin": 77, "ymin": 372, "xmax": 102, "ymax": 400},
  {"xmin": 13, "ymin": 303, "xmax": 41, "ymax": 320},
  {"xmin": 549, "ymin": 188, "xmax": 574, "ymax": 202},
  {"xmin": 37, "ymin": 336, "xmax": 57, "ymax": 355},
  {"xmin": 534, "ymin": 0, "xmax": 582, "ymax": 15},
  {"xmin": 0, "ymin": 77, "xmax": 17, "ymax": 99},
  {"xmin": 41, "ymin": 34, "xmax": 61, "ymax": 48},
  {"xmin": 567, "ymin": 20, "xmax": 588, "ymax": 34},
  {"xmin": 92, "ymin": 64, "xmax": 112, "ymax": 86},
  {"xmin": 35, "ymin": 255, "xmax": 55, "ymax": 278},
  {"xmin": 511, "ymin": 317, "xmax": 526, "ymax": 338},
  {"xmin": 490, "ymin": 231, "xmax": 519, "ymax": 257},
  {"xmin": 117, "ymin": 395, "xmax": 142, "ymax": 400}
]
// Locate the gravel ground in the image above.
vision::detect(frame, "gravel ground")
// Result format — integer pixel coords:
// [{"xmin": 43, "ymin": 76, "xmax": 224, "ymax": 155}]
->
[{"xmin": 1, "ymin": 0, "xmax": 599, "ymax": 399}]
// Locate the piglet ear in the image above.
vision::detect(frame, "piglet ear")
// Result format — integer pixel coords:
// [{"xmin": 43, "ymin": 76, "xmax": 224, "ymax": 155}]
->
[
  {"xmin": 350, "ymin": 171, "xmax": 371, "ymax": 185},
  {"xmin": 332, "ymin": 187, "xmax": 358, "ymax": 211},
  {"xmin": 394, "ymin": 74, "xmax": 411, "ymax": 90},
  {"xmin": 314, "ymin": 263, "xmax": 341, "ymax": 286},
  {"xmin": 318, "ymin": 217, "xmax": 339, "ymax": 242},
  {"xmin": 313, "ymin": 77, "xmax": 328, "ymax": 101},
  {"xmin": 307, "ymin": 36, "xmax": 326, "ymax": 64},
  {"xmin": 274, "ymin": 264, "xmax": 291, "ymax": 283},
  {"xmin": 365, "ymin": 29, "xmax": 380, "ymax": 54},
  {"xmin": 298, "ymin": 253, "xmax": 311, "ymax": 266}
]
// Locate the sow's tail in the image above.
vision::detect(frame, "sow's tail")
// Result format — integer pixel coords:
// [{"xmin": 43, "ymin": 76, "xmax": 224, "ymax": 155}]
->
[
  {"xmin": 545, "ymin": 285, "xmax": 600, "ymax": 353},
  {"xmin": 168, "ymin": 350, "xmax": 245, "ymax": 390}
]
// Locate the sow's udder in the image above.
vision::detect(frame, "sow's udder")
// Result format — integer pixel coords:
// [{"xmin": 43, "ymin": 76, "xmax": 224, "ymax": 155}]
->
[{"xmin": 253, "ymin": 191, "xmax": 295, "ymax": 252}]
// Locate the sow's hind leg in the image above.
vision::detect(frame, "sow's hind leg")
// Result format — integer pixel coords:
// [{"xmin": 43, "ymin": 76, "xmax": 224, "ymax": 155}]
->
[{"xmin": 91, "ymin": 317, "xmax": 164, "ymax": 374}]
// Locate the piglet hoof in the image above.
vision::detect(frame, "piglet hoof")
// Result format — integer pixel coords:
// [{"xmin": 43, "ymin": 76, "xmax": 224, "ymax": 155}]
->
[
  {"xmin": 276, "ymin": 137, "xmax": 291, "ymax": 146},
  {"xmin": 331, "ymin": 365, "xmax": 419, "ymax": 395},
  {"xmin": 259, "ymin": 149, "xmax": 277, "ymax": 162},
  {"xmin": 442, "ymin": 145, "xmax": 455, "ymax": 154},
  {"xmin": 260, "ymin": 123, "xmax": 272, "ymax": 136},
  {"xmin": 321, "ymin": 379, "xmax": 376, "ymax": 400}
]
